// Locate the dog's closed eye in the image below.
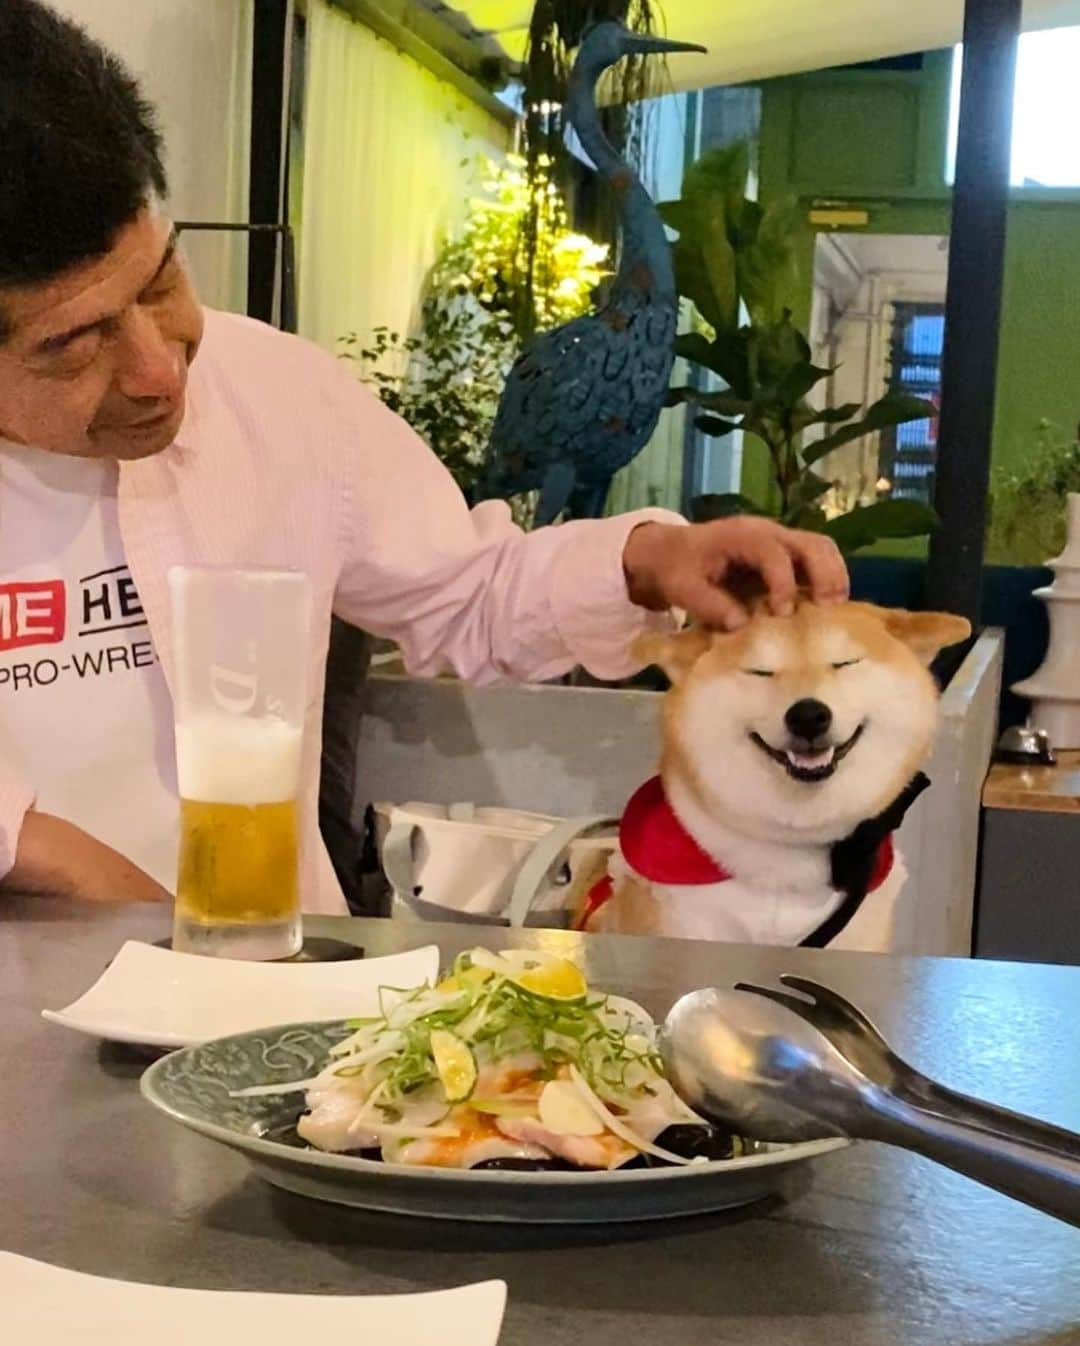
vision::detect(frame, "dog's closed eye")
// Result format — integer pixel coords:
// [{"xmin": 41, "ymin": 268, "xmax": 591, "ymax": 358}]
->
[
  {"xmin": 742, "ymin": 668, "xmax": 776, "ymax": 678},
  {"xmin": 831, "ymin": 658, "xmax": 863, "ymax": 670}
]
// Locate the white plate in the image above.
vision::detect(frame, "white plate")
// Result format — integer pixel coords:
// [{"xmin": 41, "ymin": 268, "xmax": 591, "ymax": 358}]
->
[
  {"xmin": 1, "ymin": 1252, "xmax": 506, "ymax": 1346},
  {"xmin": 42, "ymin": 940, "xmax": 439, "ymax": 1049}
]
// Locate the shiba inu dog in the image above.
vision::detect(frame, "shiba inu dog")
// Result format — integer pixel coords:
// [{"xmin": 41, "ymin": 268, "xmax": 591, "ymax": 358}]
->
[{"xmin": 577, "ymin": 601, "xmax": 971, "ymax": 951}]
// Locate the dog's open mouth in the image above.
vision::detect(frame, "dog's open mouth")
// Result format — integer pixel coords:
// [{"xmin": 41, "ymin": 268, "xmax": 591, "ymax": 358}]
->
[{"xmin": 750, "ymin": 723, "xmax": 866, "ymax": 784}]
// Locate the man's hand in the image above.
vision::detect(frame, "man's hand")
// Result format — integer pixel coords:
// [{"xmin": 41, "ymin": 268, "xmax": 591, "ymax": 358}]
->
[
  {"xmin": 2, "ymin": 811, "xmax": 171, "ymax": 904},
  {"xmin": 623, "ymin": 517, "xmax": 849, "ymax": 630}
]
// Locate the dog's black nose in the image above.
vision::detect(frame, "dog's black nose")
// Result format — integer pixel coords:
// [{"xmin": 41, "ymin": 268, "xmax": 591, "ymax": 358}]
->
[{"xmin": 785, "ymin": 698, "xmax": 832, "ymax": 742}]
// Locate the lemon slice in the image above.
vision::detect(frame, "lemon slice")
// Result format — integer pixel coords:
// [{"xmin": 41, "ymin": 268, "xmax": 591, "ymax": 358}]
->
[
  {"xmin": 465, "ymin": 948, "xmax": 588, "ymax": 1002},
  {"xmin": 512, "ymin": 957, "xmax": 587, "ymax": 1003},
  {"xmin": 429, "ymin": 1028, "xmax": 477, "ymax": 1103}
]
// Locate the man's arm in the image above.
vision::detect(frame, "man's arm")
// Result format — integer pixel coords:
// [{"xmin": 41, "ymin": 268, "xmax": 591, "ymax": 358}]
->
[
  {"xmin": 331, "ymin": 373, "xmax": 681, "ymax": 685},
  {"xmin": 2, "ymin": 810, "xmax": 171, "ymax": 903},
  {"xmin": 328, "ymin": 371, "xmax": 847, "ymax": 684}
]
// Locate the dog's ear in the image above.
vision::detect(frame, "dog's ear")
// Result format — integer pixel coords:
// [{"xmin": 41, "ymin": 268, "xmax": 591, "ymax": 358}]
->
[
  {"xmin": 880, "ymin": 609, "xmax": 972, "ymax": 663},
  {"xmin": 632, "ymin": 626, "xmax": 712, "ymax": 685}
]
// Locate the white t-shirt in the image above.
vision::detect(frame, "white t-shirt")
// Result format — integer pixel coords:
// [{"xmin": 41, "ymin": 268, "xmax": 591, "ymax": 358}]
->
[{"xmin": 0, "ymin": 441, "xmax": 179, "ymax": 887}]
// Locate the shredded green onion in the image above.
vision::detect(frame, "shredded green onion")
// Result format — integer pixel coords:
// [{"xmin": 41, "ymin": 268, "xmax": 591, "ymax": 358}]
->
[{"xmin": 324, "ymin": 950, "xmax": 676, "ymax": 1115}]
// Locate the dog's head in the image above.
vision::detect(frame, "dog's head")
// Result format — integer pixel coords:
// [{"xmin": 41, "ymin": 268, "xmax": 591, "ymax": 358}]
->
[{"xmin": 636, "ymin": 601, "xmax": 971, "ymax": 843}]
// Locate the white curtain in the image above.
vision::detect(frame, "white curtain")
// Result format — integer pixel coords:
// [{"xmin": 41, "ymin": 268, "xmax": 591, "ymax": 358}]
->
[{"xmin": 298, "ymin": 0, "xmax": 510, "ymax": 354}]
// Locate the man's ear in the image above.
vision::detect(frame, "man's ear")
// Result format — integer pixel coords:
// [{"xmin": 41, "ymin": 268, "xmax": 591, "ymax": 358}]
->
[
  {"xmin": 632, "ymin": 626, "xmax": 713, "ymax": 685},
  {"xmin": 879, "ymin": 608, "xmax": 972, "ymax": 664}
]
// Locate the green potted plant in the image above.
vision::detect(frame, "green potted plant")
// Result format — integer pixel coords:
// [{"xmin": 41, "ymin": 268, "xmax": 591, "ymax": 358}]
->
[
  {"xmin": 660, "ymin": 143, "xmax": 939, "ymax": 552},
  {"xmin": 986, "ymin": 419, "xmax": 1080, "ymax": 566}
]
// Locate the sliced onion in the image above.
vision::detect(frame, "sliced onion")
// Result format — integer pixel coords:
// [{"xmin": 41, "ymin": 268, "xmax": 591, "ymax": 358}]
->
[
  {"xmin": 394, "ymin": 1090, "xmax": 452, "ymax": 1130},
  {"xmin": 567, "ymin": 1067, "xmax": 697, "ymax": 1166},
  {"xmin": 346, "ymin": 1079, "xmax": 391, "ymax": 1138},
  {"xmin": 329, "ymin": 1022, "xmax": 383, "ymax": 1057},
  {"xmin": 360, "ymin": 1055, "xmax": 392, "ymax": 1096},
  {"xmin": 466, "ymin": 948, "xmax": 517, "ymax": 979},
  {"xmin": 454, "ymin": 1002, "xmax": 493, "ymax": 1041},
  {"xmin": 599, "ymin": 995, "xmax": 657, "ymax": 1038},
  {"xmin": 319, "ymin": 1034, "xmax": 405, "ymax": 1079},
  {"xmin": 387, "ymin": 989, "xmax": 458, "ymax": 1029},
  {"xmin": 467, "ymin": 946, "xmax": 567, "ymax": 980}
]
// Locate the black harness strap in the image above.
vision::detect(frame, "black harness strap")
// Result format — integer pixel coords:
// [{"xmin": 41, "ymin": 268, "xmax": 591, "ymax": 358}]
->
[{"xmin": 801, "ymin": 773, "xmax": 931, "ymax": 949}]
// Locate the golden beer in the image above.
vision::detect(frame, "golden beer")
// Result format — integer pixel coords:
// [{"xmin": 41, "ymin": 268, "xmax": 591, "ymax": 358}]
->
[
  {"xmin": 171, "ymin": 717, "xmax": 304, "ymax": 958},
  {"xmin": 175, "ymin": 798, "xmax": 299, "ymax": 925}
]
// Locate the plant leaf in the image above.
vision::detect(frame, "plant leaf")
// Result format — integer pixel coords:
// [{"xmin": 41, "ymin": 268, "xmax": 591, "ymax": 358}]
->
[
  {"xmin": 672, "ymin": 329, "xmax": 753, "ymax": 398},
  {"xmin": 778, "ymin": 361, "xmax": 833, "ymax": 405},
  {"xmin": 672, "ymin": 332, "xmax": 716, "ymax": 366},
  {"xmin": 740, "ymin": 196, "xmax": 802, "ymax": 328},
  {"xmin": 693, "ymin": 415, "xmax": 740, "ymax": 437},
  {"xmin": 672, "ymin": 241, "xmax": 730, "ymax": 334},
  {"xmin": 786, "ymin": 470, "xmax": 832, "ymax": 513},
  {"xmin": 682, "ymin": 142, "xmax": 750, "ymax": 239},
  {"xmin": 755, "ymin": 313, "xmax": 811, "ymax": 395},
  {"xmin": 804, "ymin": 394, "xmax": 938, "ymax": 466},
  {"xmin": 666, "ymin": 386, "xmax": 752, "ymax": 418},
  {"xmin": 796, "ymin": 401, "xmax": 863, "ymax": 427},
  {"xmin": 669, "ymin": 144, "xmax": 755, "ymax": 337},
  {"xmin": 689, "ymin": 492, "xmax": 768, "ymax": 523},
  {"xmin": 696, "ymin": 389, "xmax": 754, "ymax": 416},
  {"xmin": 822, "ymin": 500, "xmax": 939, "ymax": 553},
  {"xmin": 658, "ymin": 200, "xmax": 694, "ymax": 235},
  {"xmin": 700, "ymin": 214, "xmax": 739, "ymax": 335},
  {"xmin": 787, "ymin": 504, "xmax": 829, "ymax": 531}
]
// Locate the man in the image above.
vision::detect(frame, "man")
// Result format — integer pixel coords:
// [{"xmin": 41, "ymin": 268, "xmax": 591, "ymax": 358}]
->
[{"xmin": 0, "ymin": 0, "xmax": 847, "ymax": 911}]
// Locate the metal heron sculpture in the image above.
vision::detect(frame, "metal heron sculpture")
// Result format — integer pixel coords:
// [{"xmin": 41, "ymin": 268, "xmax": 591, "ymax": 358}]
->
[{"xmin": 478, "ymin": 21, "xmax": 706, "ymax": 525}]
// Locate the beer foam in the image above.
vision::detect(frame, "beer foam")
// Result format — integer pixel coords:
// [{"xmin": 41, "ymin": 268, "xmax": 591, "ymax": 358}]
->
[{"xmin": 175, "ymin": 717, "xmax": 303, "ymax": 804}]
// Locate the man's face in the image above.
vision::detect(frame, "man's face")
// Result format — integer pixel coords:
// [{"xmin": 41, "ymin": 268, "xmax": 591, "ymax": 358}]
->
[{"xmin": 0, "ymin": 208, "xmax": 203, "ymax": 460}]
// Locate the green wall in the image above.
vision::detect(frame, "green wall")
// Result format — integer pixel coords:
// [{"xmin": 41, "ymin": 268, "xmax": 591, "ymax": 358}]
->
[
  {"xmin": 996, "ymin": 202, "xmax": 1080, "ymax": 463},
  {"xmin": 754, "ymin": 51, "xmax": 1080, "ymax": 515}
]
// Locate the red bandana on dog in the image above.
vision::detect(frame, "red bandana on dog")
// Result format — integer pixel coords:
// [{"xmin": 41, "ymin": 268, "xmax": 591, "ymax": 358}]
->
[{"xmin": 576, "ymin": 775, "xmax": 897, "ymax": 935}]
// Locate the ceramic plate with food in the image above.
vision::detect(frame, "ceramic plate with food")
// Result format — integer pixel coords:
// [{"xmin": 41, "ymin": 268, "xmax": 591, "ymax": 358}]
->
[{"xmin": 141, "ymin": 947, "xmax": 846, "ymax": 1222}]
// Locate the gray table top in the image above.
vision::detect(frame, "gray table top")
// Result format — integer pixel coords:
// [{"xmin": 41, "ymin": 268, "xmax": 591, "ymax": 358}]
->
[{"xmin": 3, "ymin": 899, "xmax": 1079, "ymax": 1346}]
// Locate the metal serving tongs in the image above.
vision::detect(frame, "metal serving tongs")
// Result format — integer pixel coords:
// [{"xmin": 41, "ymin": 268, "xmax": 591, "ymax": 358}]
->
[{"xmin": 660, "ymin": 977, "xmax": 1080, "ymax": 1227}]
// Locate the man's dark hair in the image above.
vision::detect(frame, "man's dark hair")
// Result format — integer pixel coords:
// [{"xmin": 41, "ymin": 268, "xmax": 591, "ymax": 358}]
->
[{"xmin": 0, "ymin": 0, "xmax": 167, "ymax": 304}]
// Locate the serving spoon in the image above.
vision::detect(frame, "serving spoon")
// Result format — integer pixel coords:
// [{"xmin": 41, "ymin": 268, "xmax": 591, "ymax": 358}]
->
[{"xmin": 659, "ymin": 983, "xmax": 1080, "ymax": 1227}]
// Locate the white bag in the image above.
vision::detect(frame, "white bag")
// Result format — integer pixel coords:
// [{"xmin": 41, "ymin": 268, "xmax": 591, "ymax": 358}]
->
[{"xmin": 374, "ymin": 801, "xmax": 617, "ymax": 928}]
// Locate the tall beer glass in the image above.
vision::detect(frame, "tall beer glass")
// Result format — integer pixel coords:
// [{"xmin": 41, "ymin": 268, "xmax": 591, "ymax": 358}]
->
[{"xmin": 169, "ymin": 566, "xmax": 312, "ymax": 960}]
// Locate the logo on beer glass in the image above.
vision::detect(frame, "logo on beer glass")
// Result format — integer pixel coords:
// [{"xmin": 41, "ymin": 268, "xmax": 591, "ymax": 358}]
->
[{"xmin": 210, "ymin": 662, "xmax": 257, "ymax": 715}]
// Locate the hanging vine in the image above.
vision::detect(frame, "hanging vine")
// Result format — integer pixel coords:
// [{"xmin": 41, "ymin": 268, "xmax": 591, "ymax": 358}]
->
[{"xmin": 516, "ymin": 0, "xmax": 667, "ymax": 342}]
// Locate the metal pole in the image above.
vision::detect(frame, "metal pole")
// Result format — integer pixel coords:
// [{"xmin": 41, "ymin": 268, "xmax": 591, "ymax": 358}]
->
[
  {"xmin": 175, "ymin": 224, "xmax": 297, "ymax": 335},
  {"xmin": 680, "ymin": 87, "xmax": 704, "ymax": 517},
  {"xmin": 280, "ymin": 225, "xmax": 298, "ymax": 335},
  {"xmin": 925, "ymin": 0, "xmax": 1021, "ymax": 622},
  {"xmin": 247, "ymin": 0, "xmax": 289, "ymax": 323}
]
